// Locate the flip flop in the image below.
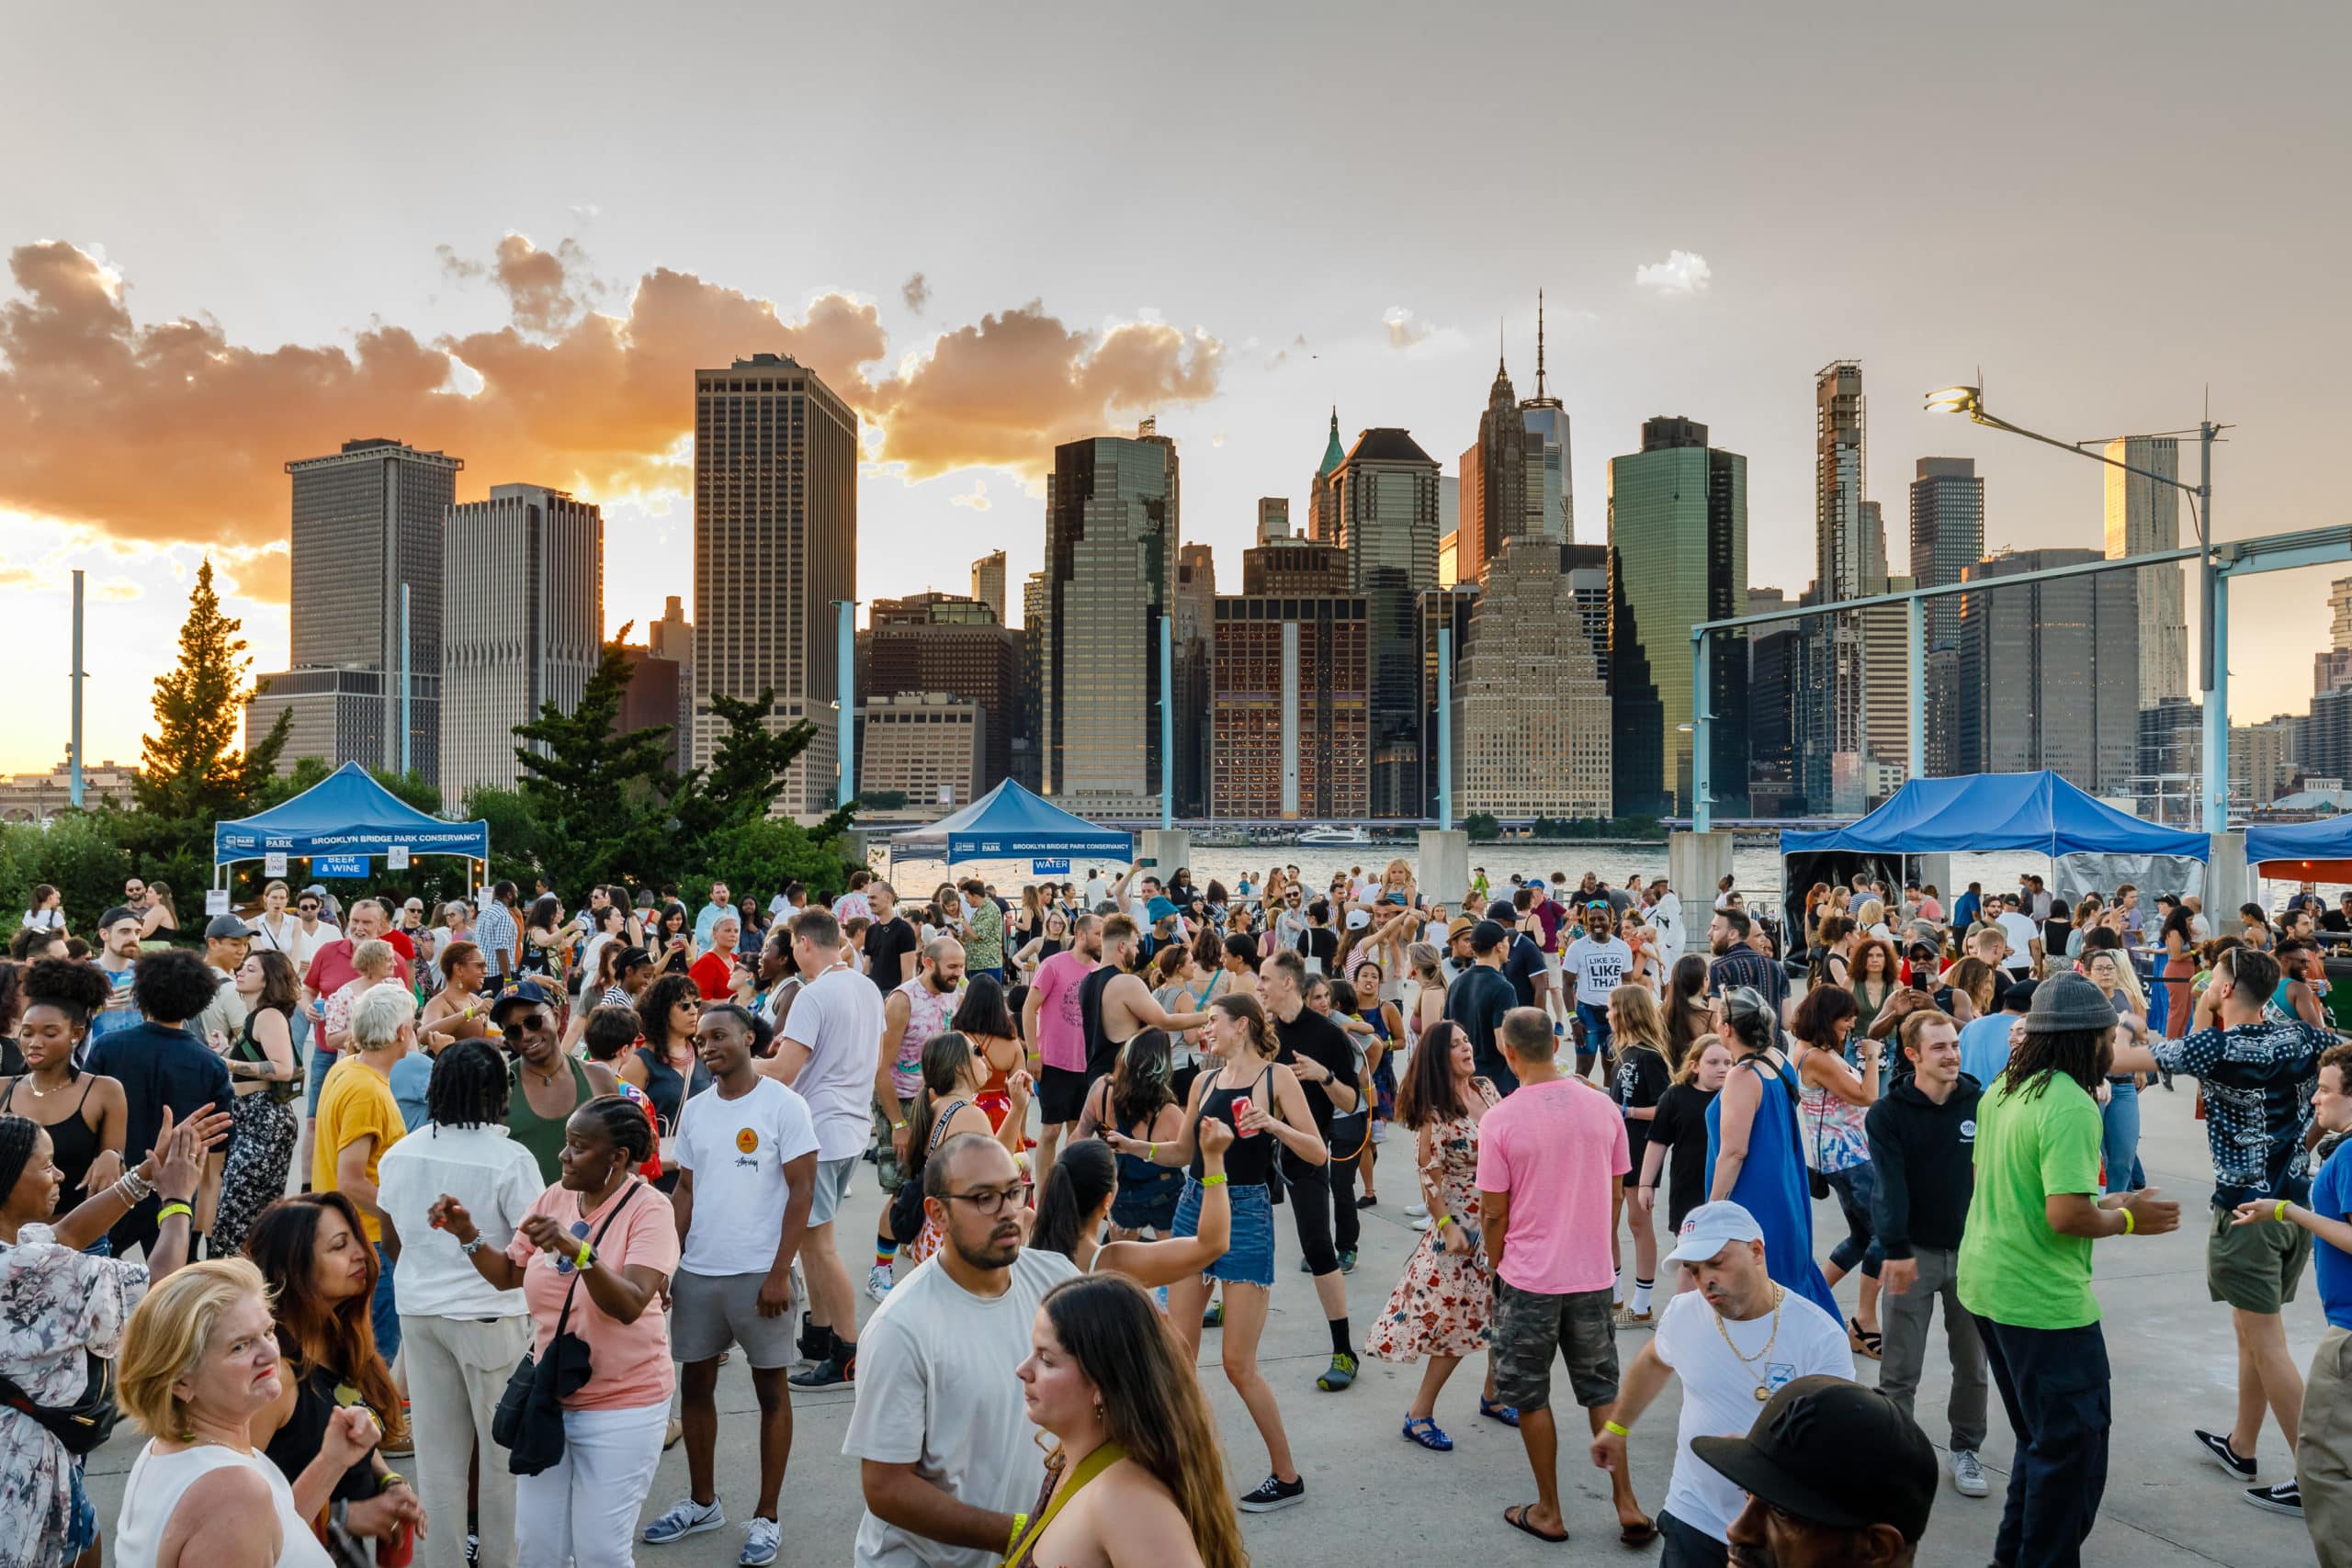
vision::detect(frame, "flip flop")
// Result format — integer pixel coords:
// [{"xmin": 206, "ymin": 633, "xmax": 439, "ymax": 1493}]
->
[
  {"xmin": 1619, "ymin": 1517, "xmax": 1657, "ymax": 1546},
  {"xmin": 1503, "ymin": 1506, "xmax": 1567, "ymax": 1544}
]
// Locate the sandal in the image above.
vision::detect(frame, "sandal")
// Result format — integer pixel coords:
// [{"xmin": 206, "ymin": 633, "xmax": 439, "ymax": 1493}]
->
[
  {"xmin": 1502, "ymin": 1505, "xmax": 1567, "ymax": 1544},
  {"xmin": 1479, "ymin": 1395, "xmax": 1521, "ymax": 1427},
  {"xmin": 1400, "ymin": 1414, "xmax": 1454, "ymax": 1452},
  {"xmin": 1849, "ymin": 1315, "xmax": 1883, "ymax": 1361},
  {"xmin": 1618, "ymin": 1516, "xmax": 1657, "ymax": 1546}
]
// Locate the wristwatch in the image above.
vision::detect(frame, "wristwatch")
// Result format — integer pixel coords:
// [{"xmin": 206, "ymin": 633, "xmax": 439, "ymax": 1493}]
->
[{"xmin": 458, "ymin": 1234, "xmax": 487, "ymax": 1255}]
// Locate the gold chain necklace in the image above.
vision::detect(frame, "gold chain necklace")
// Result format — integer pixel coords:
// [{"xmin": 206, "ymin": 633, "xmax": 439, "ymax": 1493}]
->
[{"xmin": 1711, "ymin": 1284, "xmax": 1787, "ymax": 1402}]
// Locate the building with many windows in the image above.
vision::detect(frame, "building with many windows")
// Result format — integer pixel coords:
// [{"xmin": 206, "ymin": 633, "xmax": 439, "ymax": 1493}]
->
[
  {"xmin": 858, "ymin": 694, "xmax": 985, "ymax": 822},
  {"xmin": 868, "ymin": 592, "xmax": 1021, "ymax": 790},
  {"xmin": 692, "ymin": 353, "xmax": 857, "ymax": 819},
  {"xmin": 1172, "ymin": 544, "xmax": 1216, "ymax": 818},
  {"xmin": 1040, "ymin": 426, "xmax": 1178, "ymax": 813},
  {"xmin": 2106, "ymin": 436, "xmax": 2188, "ymax": 708},
  {"xmin": 438, "ymin": 484, "xmax": 603, "ymax": 803},
  {"xmin": 1209, "ymin": 593, "xmax": 1369, "ymax": 819},
  {"xmin": 1607, "ymin": 417, "xmax": 1748, "ymax": 817},
  {"xmin": 1909, "ymin": 457, "xmax": 1983, "ymax": 775},
  {"xmin": 1241, "ymin": 538, "xmax": 1350, "ymax": 596},
  {"xmin": 969, "ymin": 550, "xmax": 1006, "ymax": 626},
  {"xmin": 1456, "ymin": 539, "xmax": 1610, "ymax": 818},
  {"xmin": 1331, "ymin": 427, "xmax": 1442, "ymax": 817},
  {"xmin": 1456, "ymin": 354, "xmax": 1527, "ymax": 587},
  {"xmin": 1804, "ymin": 362, "xmax": 1873, "ymax": 810},
  {"xmin": 1957, "ymin": 547, "xmax": 2140, "ymax": 795},
  {"xmin": 1520, "ymin": 297, "xmax": 1574, "ymax": 547}
]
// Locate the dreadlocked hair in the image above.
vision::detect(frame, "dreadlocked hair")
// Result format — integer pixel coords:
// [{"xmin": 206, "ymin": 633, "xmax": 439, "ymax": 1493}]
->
[
  {"xmin": 1996, "ymin": 1024, "xmax": 2114, "ymax": 1101},
  {"xmin": 425, "ymin": 1040, "xmax": 509, "ymax": 1131}
]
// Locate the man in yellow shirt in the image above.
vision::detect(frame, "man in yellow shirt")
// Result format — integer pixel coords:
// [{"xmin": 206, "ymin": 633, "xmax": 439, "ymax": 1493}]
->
[{"xmin": 317, "ymin": 979, "xmax": 415, "ymax": 1361}]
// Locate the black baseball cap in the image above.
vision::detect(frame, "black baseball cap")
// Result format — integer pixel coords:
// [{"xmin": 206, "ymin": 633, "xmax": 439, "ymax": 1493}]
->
[
  {"xmin": 1468, "ymin": 919, "xmax": 1509, "ymax": 955},
  {"xmin": 1690, "ymin": 1375, "xmax": 1938, "ymax": 1542}
]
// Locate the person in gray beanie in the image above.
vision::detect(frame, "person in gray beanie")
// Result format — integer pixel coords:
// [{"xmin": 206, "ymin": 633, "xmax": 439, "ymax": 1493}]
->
[{"xmin": 1957, "ymin": 969, "xmax": 2181, "ymax": 1567}]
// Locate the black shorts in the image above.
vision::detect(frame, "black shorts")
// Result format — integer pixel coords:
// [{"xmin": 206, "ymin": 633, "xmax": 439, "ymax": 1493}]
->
[{"xmin": 1039, "ymin": 1065, "xmax": 1091, "ymax": 1125}]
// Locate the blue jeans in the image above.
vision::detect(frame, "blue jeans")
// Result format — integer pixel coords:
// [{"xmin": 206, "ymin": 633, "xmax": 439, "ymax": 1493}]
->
[
  {"xmin": 1575, "ymin": 1000, "xmax": 1611, "ymax": 1063},
  {"xmin": 1982, "ymin": 1318, "xmax": 2110, "ymax": 1568},
  {"xmin": 2100, "ymin": 1077, "xmax": 2147, "ymax": 1194},
  {"xmin": 373, "ymin": 1241, "xmax": 402, "ymax": 1361}
]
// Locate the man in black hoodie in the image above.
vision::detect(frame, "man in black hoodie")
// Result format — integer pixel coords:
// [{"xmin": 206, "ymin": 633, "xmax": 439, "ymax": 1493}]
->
[{"xmin": 1867, "ymin": 1008, "xmax": 1993, "ymax": 1501}]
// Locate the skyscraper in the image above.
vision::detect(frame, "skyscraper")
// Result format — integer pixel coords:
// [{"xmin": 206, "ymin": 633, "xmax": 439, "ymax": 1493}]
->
[
  {"xmin": 1456, "ymin": 539, "xmax": 1611, "ymax": 818},
  {"xmin": 255, "ymin": 436, "xmax": 464, "ymax": 777},
  {"xmin": 1309, "ymin": 409, "xmax": 1345, "ymax": 544},
  {"xmin": 969, "ymin": 550, "xmax": 1006, "ymax": 626},
  {"xmin": 649, "ymin": 594, "xmax": 694, "ymax": 769},
  {"xmin": 1957, "ymin": 548, "xmax": 2139, "ymax": 794},
  {"xmin": 1520, "ymin": 293, "xmax": 1574, "ymax": 545},
  {"xmin": 438, "ymin": 484, "xmax": 603, "ymax": 802},
  {"xmin": 1257, "ymin": 497, "xmax": 1292, "ymax": 544},
  {"xmin": 1210, "ymin": 592, "xmax": 1369, "ymax": 819},
  {"xmin": 1016, "ymin": 571, "xmax": 1046, "ymax": 791},
  {"xmin": 692, "ymin": 352, "xmax": 858, "ymax": 819},
  {"xmin": 867, "ymin": 592, "xmax": 1020, "ymax": 789},
  {"xmin": 1805, "ymin": 361, "xmax": 1871, "ymax": 810},
  {"xmin": 1241, "ymin": 539, "xmax": 1351, "ymax": 596},
  {"xmin": 1456, "ymin": 350, "xmax": 1527, "ymax": 586},
  {"xmin": 1909, "ymin": 457, "xmax": 1983, "ymax": 776},
  {"xmin": 1041, "ymin": 426, "xmax": 1178, "ymax": 811},
  {"xmin": 1331, "ymin": 427, "xmax": 1443, "ymax": 817},
  {"xmin": 1172, "ymin": 543, "xmax": 1216, "ymax": 818},
  {"xmin": 2105, "ymin": 436, "xmax": 2188, "ymax": 707},
  {"xmin": 1606, "ymin": 416, "xmax": 1749, "ymax": 817}
]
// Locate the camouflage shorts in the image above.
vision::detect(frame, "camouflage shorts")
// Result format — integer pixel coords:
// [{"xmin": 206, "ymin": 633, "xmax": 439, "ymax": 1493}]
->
[{"xmin": 1490, "ymin": 1279, "xmax": 1620, "ymax": 1413}]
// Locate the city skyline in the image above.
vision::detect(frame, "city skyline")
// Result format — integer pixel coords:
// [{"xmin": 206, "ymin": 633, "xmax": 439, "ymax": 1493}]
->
[{"xmin": 3, "ymin": 3, "xmax": 2348, "ymax": 775}]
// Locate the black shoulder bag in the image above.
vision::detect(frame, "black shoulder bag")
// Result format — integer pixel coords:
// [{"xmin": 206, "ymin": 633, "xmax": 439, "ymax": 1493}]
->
[
  {"xmin": 885, "ymin": 1100, "xmax": 970, "ymax": 1244},
  {"xmin": 0, "ymin": 1349, "xmax": 120, "ymax": 1456},
  {"xmin": 494, "ymin": 1179, "xmax": 644, "ymax": 1475}
]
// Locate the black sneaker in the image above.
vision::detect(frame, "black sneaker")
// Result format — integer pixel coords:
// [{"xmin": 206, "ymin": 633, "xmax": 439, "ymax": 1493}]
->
[
  {"xmin": 1238, "ymin": 1474, "xmax": 1306, "ymax": 1513},
  {"xmin": 2245, "ymin": 1480, "xmax": 2301, "ymax": 1517},
  {"xmin": 1355, "ymin": 1194, "xmax": 1378, "ymax": 1210},
  {"xmin": 2193, "ymin": 1428, "xmax": 2257, "ymax": 1479},
  {"xmin": 1338, "ymin": 1248, "xmax": 1358, "ymax": 1274},
  {"xmin": 789, "ymin": 1353, "xmax": 854, "ymax": 1389}
]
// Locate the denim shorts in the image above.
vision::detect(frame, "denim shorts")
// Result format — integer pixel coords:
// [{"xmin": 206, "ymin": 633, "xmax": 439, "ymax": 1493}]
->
[{"xmin": 1172, "ymin": 1176, "xmax": 1273, "ymax": 1288}]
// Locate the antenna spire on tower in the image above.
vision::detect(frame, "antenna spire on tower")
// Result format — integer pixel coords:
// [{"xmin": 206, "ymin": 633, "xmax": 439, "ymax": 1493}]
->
[{"xmin": 1534, "ymin": 288, "xmax": 1547, "ymax": 399}]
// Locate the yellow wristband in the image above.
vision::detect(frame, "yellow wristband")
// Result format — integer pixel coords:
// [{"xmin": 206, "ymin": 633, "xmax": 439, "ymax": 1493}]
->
[
  {"xmin": 2276, "ymin": 1200, "xmax": 2291, "ymax": 1224},
  {"xmin": 156, "ymin": 1201, "xmax": 193, "ymax": 1224},
  {"xmin": 1148, "ymin": 1142, "xmax": 1157, "ymax": 1161},
  {"xmin": 1008, "ymin": 1512, "xmax": 1029, "ymax": 1555},
  {"xmin": 2120, "ymin": 1207, "xmax": 2136, "ymax": 1235},
  {"xmin": 574, "ymin": 1240, "xmax": 594, "ymax": 1270},
  {"xmin": 1201, "ymin": 1173, "xmax": 1227, "ymax": 1187},
  {"xmin": 1604, "ymin": 1420, "xmax": 1630, "ymax": 1438}
]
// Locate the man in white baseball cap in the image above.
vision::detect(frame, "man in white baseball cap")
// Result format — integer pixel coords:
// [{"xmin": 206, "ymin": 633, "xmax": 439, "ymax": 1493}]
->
[{"xmin": 1590, "ymin": 1202, "xmax": 1855, "ymax": 1565}]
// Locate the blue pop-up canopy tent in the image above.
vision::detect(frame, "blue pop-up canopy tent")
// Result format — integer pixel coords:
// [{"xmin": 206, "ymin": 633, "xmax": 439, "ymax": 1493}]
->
[
  {"xmin": 887, "ymin": 779, "xmax": 1132, "ymax": 865},
  {"xmin": 1780, "ymin": 772, "xmax": 2210, "ymax": 861},
  {"xmin": 214, "ymin": 762, "xmax": 490, "ymax": 879},
  {"xmin": 2246, "ymin": 815, "xmax": 2352, "ymax": 881}
]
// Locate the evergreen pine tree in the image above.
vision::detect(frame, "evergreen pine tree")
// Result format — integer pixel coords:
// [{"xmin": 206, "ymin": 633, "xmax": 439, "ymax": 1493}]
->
[{"xmin": 131, "ymin": 558, "xmax": 289, "ymax": 832}]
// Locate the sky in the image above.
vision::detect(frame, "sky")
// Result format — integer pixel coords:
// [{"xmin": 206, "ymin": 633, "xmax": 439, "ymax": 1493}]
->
[{"xmin": 4, "ymin": 1, "xmax": 2348, "ymax": 776}]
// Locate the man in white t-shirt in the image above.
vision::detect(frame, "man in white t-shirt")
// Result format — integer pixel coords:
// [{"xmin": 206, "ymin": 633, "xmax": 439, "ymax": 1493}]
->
[
  {"xmin": 1994, "ymin": 896, "xmax": 2043, "ymax": 977},
  {"xmin": 1589, "ymin": 1202, "xmax": 1853, "ymax": 1562},
  {"xmin": 1645, "ymin": 878, "xmax": 1685, "ymax": 973},
  {"xmin": 755, "ymin": 908, "xmax": 884, "ymax": 1391},
  {"xmin": 1566, "ymin": 901, "xmax": 1634, "ymax": 1080},
  {"xmin": 844, "ymin": 1134, "xmax": 1080, "ymax": 1568},
  {"xmin": 648, "ymin": 1003, "xmax": 820, "ymax": 1564}
]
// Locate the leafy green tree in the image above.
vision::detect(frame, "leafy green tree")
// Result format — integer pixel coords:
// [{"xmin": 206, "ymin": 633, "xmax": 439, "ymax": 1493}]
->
[
  {"xmin": 513, "ymin": 637, "xmax": 672, "ymax": 891},
  {"xmin": 370, "ymin": 769, "xmax": 441, "ymax": 815},
  {"xmin": 1463, "ymin": 812, "xmax": 1502, "ymax": 842},
  {"xmin": 670, "ymin": 691, "xmax": 818, "ymax": 848},
  {"xmin": 461, "ymin": 784, "xmax": 546, "ymax": 886},
  {"xmin": 0, "ymin": 813, "xmax": 134, "ymax": 931}
]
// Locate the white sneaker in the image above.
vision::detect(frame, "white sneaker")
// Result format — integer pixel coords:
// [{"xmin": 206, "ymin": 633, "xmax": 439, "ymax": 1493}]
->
[
  {"xmin": 643, "ymin": 1496, "xmax": 725, "ymax": 1544},
  {"xmin": 1950, "ymin": 1450, "xmax": 1990, "ymax": 1498},
  {"xmin": 1404, "ymin": 1201, "xmax": 1429, "ymax": 1218},
  {"xmin": 740, "ymin": 1517, "xmax": 782, "ymax": 1566},
  {"xmin": 866, "ymin": 1262, "xmax": 894, "ymax": 1303},
  {"xmin": 1370, "ymin": 1121, "xmax": 1388, "ymax": 1145},
  {"xmin": 1410, "ymin": 1213, "xmax": 1431, "ymax": 1231}
]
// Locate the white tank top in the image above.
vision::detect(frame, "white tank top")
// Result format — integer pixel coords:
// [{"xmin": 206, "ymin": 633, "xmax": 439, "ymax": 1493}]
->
[{"xmin": 113, "ymin": 1440, "xmax": 334, "ymax": 1568}]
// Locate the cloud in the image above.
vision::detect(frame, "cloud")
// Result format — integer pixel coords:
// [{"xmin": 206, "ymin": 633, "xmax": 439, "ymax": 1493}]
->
[
  {"xmin": 901, "ymin": 272, "xmax": 930, "ymax": 314},
  {"xmin": 0, "ymin": 238, "xmax": 1224, "ymax": 585},
  {"xmin": 1634, "ymin": 250, "xmax": 1713, "ymax": 295},
  {"xmin": 949, "ymin": 479, "xmax": 990, "ymax": 512},
  {"xmin": 93, "ymin": 578, "xmax": 141, "ymax": 602},
  {"xmin": 1382, "ymin": 308, "xmax": 1431, "ymax": 349}
]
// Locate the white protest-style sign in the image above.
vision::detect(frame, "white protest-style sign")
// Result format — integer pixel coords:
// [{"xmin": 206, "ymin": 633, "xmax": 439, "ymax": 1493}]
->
[
  {"xmin": 205, "ymin": 889, "xmax": 230, "ymax": 918},
  {"xmin": 389, "ymin": 845, "xmax": 411, "ymax": 870},
  {"xmin": 265, "ymin": 852, "xmax": 288, "ymax": 878}
]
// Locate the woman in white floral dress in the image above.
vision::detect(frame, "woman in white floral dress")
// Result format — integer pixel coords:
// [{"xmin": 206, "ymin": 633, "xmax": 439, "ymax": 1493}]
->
[{"xmin": 0, "ymin": 1104, "xmax": 220, "ymax": 1568}]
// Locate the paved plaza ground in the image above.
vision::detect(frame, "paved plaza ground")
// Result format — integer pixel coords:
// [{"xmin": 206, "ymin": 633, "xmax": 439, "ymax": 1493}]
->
[{"xmin": 83, "ymin": 1077, "xmax": 2327, "ymax": 1566}]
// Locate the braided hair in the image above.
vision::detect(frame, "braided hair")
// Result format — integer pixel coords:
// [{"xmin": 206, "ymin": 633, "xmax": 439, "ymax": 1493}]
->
[
  {"xmin": 425, "ymin": 1040, "xmax": 509, "ymax": 1132},
  {"xmin": 577, "ymin": 1093, "xmax": 655, "ymax": 1166},
  {"xmin": 0, "ymin": 1114, "xmax": 38, "ymax": 1206}
]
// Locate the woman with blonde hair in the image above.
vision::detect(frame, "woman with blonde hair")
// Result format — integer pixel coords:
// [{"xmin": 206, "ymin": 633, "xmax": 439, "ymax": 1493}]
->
[
  {"xmin": 1939, "ymin": 955, "xmax": 1999, "ymax": 1024},
  {"xmin": 1605, "ymin": 984, "xmax": 1672, "ymax": 1325},
  {"xmin": 114, "ymin": 1258, "xmax": 378, "ymax": 1568},
  {"xmin": 1008, "ymin": 1272, "xmax": 1245, "ymax": 1568}
]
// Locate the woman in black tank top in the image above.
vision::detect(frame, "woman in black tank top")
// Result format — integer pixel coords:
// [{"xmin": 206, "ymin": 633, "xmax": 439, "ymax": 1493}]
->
[
  {"xmin": 1102, "ymin": 992, "xmax": 1327, "ymax": 1510},
  {"xmin": 1, "ymin": 961, "xmax": 130, "ymax": 1214}
]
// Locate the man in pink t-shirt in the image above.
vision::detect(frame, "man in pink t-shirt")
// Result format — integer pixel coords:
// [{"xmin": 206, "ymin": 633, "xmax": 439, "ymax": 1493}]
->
[
  {"xmin": 1476, "ymin": 1006, "xmax": 1649, "ymax": 1546},
  {"xmin": 1019, "ymin": 912, "xmax": 1104, "ymax": 1171}
]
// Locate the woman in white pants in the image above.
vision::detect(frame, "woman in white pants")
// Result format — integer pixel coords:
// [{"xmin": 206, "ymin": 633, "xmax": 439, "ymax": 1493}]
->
[
  {"xmin": 433, "ymin": 1089, "xmax": 678, "ymax": 1568},
  {"xmin": 375, "ymin": 1042, "xmax": 547, "ymax": 1568}
]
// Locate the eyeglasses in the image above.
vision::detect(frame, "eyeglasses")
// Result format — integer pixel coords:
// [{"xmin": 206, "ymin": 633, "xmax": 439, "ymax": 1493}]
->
[
  {"xmin": 299, "ymin": 903, "xmax": 321, "ymax": 912},
  {"xmin": 943, "ymin": 1183, "xmax": 1027, "ymax": 1214}
]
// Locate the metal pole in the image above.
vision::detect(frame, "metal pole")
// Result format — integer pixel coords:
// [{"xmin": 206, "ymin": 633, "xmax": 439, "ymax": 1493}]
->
[
  {"xmin": 399, "ymin": 583, "xmax": 412, "ymax": 776},
  {"xmin": 1437, "ymin": 626, "xmax": 1453, "ymax": 830},
  {"xmin": 2197, "ymin": 423, "xmax": 2227, "ymax": 830},
  {"xmin": 1691, "ymin": 629, "xmax": 1713, "ymax": 835},
  {"xmin": 69, "ymin": 570, "xmax": 85, "ymax": 808},
  {"xmin": 1905, "ymin": 595, "xmax": 1925, "ymax": 780},
  {"xmin": 1159, "ymin": 613, "xmax": 1174, "ymax": 830},
  {"xmin": 835, "ymin": 600, "xmax": 855, "ymax": 809}
]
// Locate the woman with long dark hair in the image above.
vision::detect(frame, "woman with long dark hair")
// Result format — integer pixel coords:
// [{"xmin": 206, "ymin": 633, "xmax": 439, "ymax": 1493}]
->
[
  {"xmin": 950, "ymin": 973, "xmax": 1024, "ymax": 1133},
  {"xmin": 1788, "ymin": 983, "xmax": 1884, "ymax": 1356},
  {"xmin": 209, "ymin": 950, "xmax": 301, "ymax": 1257},
  {"xmin": 245, "ymin": 1192, "xmax": 423, "ymax": 1551},
  {"xmin": 2160, "ymin": 903, "xmax": 2199, "ymax": 1039},
  {"xmin": 1849, "ymin": 937, "xmax": 1901, "ymax": 1039},
  {"xmin": 1661, "ymin": 953, "xmax": 1712, "ymax": 1074},
  {"xmin": 1076, "ymin": 1030, "xmax": 1184, "ymax": 1239},
  {"xmin": 621, "ymin": 974, "xmax": 708, "ymax": 1193},
  {"xmin": 650, "ymin": 904, "xmax": 695, "ymax": 978},
  {"xmin": 1362, "ymin": 1021, "xmax": 1510, "ymax": 1450},
  {"xmin": 0, "ymin": 960, "xmax": 129, "ymax": 1224},
  {"xmin": 1007, "ymin": 1272, "xmax": 1246, "ymax": 1568},
  {"xmin": 1347, "ymin": 959, "xmax": 1406, "ymax": 1208},
  {"xmin": 1029, "ymin": 1127, "xmax": 1233, "ymax": 1281},
  {"xmin": 1705, "ymin": 987, "xmax": 1839, "ymax": 1320}
]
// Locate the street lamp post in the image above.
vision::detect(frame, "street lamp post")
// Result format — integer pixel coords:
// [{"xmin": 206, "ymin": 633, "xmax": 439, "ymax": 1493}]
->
[{"xmin": 1925, "ymin": 386, "xmax": 2223, "ymax": 828}]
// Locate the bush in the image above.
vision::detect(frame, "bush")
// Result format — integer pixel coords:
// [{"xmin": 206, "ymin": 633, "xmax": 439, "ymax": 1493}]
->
[
  {"xmin": 0, "ymin": 813, "xmax": 136, "ymax": 931},
  {"xmin": 697, "ymin": 818, "xmax": 858, "ymax": 907}
]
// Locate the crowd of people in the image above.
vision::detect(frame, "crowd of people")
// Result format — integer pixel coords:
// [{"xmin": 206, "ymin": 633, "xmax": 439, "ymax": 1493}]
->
[{"xmin": 1, "ymin": 857, "xmax": 2346, "ymax": 1567}]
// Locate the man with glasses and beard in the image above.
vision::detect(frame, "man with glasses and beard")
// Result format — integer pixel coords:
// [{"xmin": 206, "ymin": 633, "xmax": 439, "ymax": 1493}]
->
[{"xmin": 845, "ymin": 1134, "xmax": 1077, "ymax": 1568}]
